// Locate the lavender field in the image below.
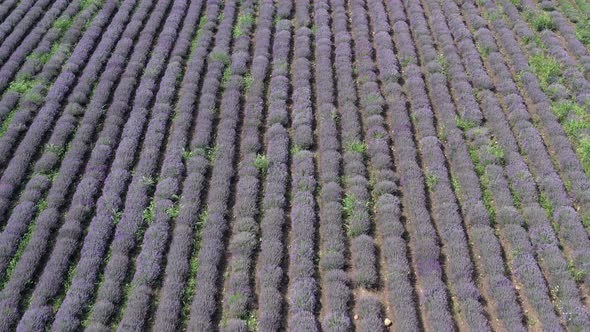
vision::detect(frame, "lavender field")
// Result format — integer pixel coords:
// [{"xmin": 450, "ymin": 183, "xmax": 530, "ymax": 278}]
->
[{"xmin": 1, "ymin": 0, "xmax": 590, "ymax": 330}]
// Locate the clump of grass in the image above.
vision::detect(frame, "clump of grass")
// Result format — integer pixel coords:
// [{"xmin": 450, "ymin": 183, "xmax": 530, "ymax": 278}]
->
[
  {"xmin": 451, "ymin": 175, "xmax": 461, "ymax": 194},
  {"xmin": 243, "ymin": 73, "xmax": 253, "ymax": 91},
  {"xmin": 111, "ymin": 209, "xmax": 123, "ymax": 225},
  {"xmin": 426, "ymin": 173, "xmax": 439, "ymax": 191},
  {"xmin": 180, "ymin": 210, "xmax": 207, "ymax": 323},
  {"xmin": 509, "ymin": 247, "xmax": 524, "ymax": 262},
  {"xmin": 400, "ymin": 56, "xmax": 415, "ymax": 67},
  {"xmin": 344, "ymin": 140, "xmax": 367, "ymax": 154},
  {"xmin": 233, "ymin": 13, "xmax": 254, "ymax": 38},
  {"xmin": 194, "ymin": 144, "xmax": 218, "ymax": 162},
  {"xmin": 142, "ymin": 201, "xmax": 156, "ymax": 223},
  {"xmin": 529, "ymin": 53, "xmax": 561, "ymax": 89},
  {"xmin": 437, "ymin": 125, "xmax": 447, "ymax": 142},
  {"xmin": 233, "ymin": 26, "xmax": 243, "ymax": 39},
  {"xmin": 193, "ymin": 16, "xmax": 208, "ymax": 49},
  {"xmin": 23, "ymin": 89, "xmax": 45, "ymax": 105},
  {"xmin": 552, "ymin": 100, "xmax": 572, "ymax": 121},
  {"xmin": 548, "ymin": 100, "xmax": 590, "ymax": 175},
  {"xmin": 564, "ymin": 120, "xmax": 590, "ymax": 138},
  {"xmin": 80, "ymin": 0, "xmax": 102, "ymax": 8},
  {"xmin": 45, "ymin": 143, "xmax": 65, "ymax": 157},
  {"xmin": 141, "ymin": 175, "xmax": 156, "ymax": 187},
  {"xmin": 362, "ymin": 93, "xmax": 383, "ymax": 107},
  {"xmin": 486, "ymin": 141, "xmax": 505, "ymax": 164},
  {"xmin": 222, "ymin": 67, "xmax": 232, "ymax": 87},
  {"xmin": 455, "ymin": 116, "xmax": 478, "ymax": 131},
  {"xmin": 245, "ymin": 312, "xmax": 258, "ymax": 331},
  {"xmin": 342, "ymin": 193, "xmax": 355, "ymax": 218},
  {"xmin": 254, "ymin": 154, "xmax": 268, "ymax": 172},
  {"xmin": 530, "ymin": 11, "xmax": 554, "ymax": 31},
  {"xmin": 26, "ymin": 51, "xmax": 51, "ymax": 65},
  {"xmin": 436, "ymin": 53, "xmax": 449, "ymax": 76},
  {"xmin": 522, "ymin": 34, "xmax": 543, "ymax": 47},
  {"xmin": 578, "ymin": 138, "xmax": 590, "ymax": 174},
  {"xmin": 480, "ymin": 174, "xmax": 496, "ymax": 224},
  {"xmin": 210, "ymin": 52, "xmax": 230, "ymax": 65},
  {"xmin": 182, "ymin": 148, "xmax": 193, "ymax": 161},
  {"xmin": 539, "ymin": 192, "xmax": 554, "ymax": 217},
  {"xmin": 54, "ymin": 17, "xmax": 73, "ymax": 31},
  {"xmin": 469, "ymin": 148, "xmax": 485, "ymax": 176},
  {"xmin": 207, "ymin": 145, "xmax": 218, "ymax": 162},
  {"xmin": 476, "ymin": 41, "xmax": 491, "ymax": 59},
  {"xmin": 166, "ymin": 204, "xmax": 180, "ymax": 219},
  {"xmin": 568, "ymin": 259, "xmax": 587, "ymax": 283},
  {"xmin": 342, "ymin": 193, "xmax": 369, "ymax": 238},
  {"xmin": 290, "ymin": 144, "xmax": 303, "ymax": 155},
  {"xmin": 576, "ymin": 21, "xmax": 590, "ymax": 46},
  {"xmin": 8, "ymin": 77, "xmax": 37, "ymax": 94}
]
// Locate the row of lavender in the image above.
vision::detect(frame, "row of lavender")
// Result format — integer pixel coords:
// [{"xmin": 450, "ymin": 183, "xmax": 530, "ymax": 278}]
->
[
  {"xmin": 1, "ymin": 0, "xmax": 590, "ymax": 329},
  {"xmin": 0, "ymin": 0, "xmax": 179, "ymax": 329},
  {"xmin": 417, "ymin": 0, "xmax": 590, "ymax": 328}
]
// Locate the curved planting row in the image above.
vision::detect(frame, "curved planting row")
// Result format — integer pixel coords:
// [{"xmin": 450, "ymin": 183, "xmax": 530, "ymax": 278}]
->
[
  {"xmin": 0, "ymin": 0, "xmax": 137, "ymax": 220},
  {"xmin": 372, "ymin": 0, "xmax": 491, "ymax": 329},
  {"xmin": 2, "ymin": 3, "xmax": 133, "ymax": 278},
  {"xmin": 357, "ymin": 0, "xmax": 455, "ymax": 329},
  {"xmin": 89, "ymin": 1, "xmax": 224, "ymax": 329},
  {"xmin": 0, "ymin": 0, "xmax": 106, "ymax": 271},
  {"xmin": 0, "ymin": 0, "xmax": 60, "ymax": 69},
  {"xmin": 457, "ymin": 0, "xmax": 590, "ymax": 325},
  {"xmin": 0, "ymin": 0, "xmax": 139, "ymax": 328},
  {"xmin": 1, "ymin": 0, "xmax": 152, "ymax": 281},
  {"xmin": 318, "ymin": 0, "xmax": 355, "ymax": 329},
  {"xmin": 543, "ymin": 1, "xmax": 590, "ymax": 78},
  {"xmin": 388, "ymin": 0, "xmax": 526, "ymax": 329},
  {"xmin": 286, "ymin": 0, "xmax": 320, "ymax": 328},
  {"xmin": 497, "ymin": 0, "xmax": 590, "ymax": 225},
  {"xmin": 0, "ymin": 0, "xmax": 38, "ymax": 47},
  {"xmin": 97, "ymin": 1, "xmax": 202, "ymax": 329},
  {"xmin": 335, "ymin": 0, "xmax": 420, "ymax": 329},
  {"xmin": 420, "ymin": 0, "xmax": 564, "ymax": 328},
  {"xmin": 0, "ymin": 1, "xmax": 104, "ymax": 92},
  {"xmin": 145, "ymin": 1, "xmax": 222, "ymax": 330},
  {"xmin": 0, "ymin": 0, "xmax": 79, "ymax": 91},
  {"xmin": 404, "ymin": 0, "xmax": 555, "ymax": 328},
  {"xmin": 10, "ymin": 0, "xmax": 179, "ymax": 329},
  {"xmin": 0, "ymin": 0, "xmax": 589, "ymax": 327},
  {"xmin": 49, "ymin": 0, "xmax": 207, "ymax": 330},
  {"xmin": 552, "ymin": 0, "xmax": 584, "ymax": 25},
  {"xmin": 439, "ymin": 0, "xmax": 590, "ymax": 329},
  {"xmin": 184, "ymin": 0, "xmax": 258, "ymax": 327},
  {"xmin": 217, "ymin": 0, "xmax": 275, "ymax": 329},
  {"xmin": 0, "ymin": 0, "xmax": 71, "ymax": 71},
  {"xmin": 553, "ymin": 0, "xmax": 590, "ymax": 53},
  {"xmin": 254, "ymin": 13, "xmax": 292, "ymax": 332},
  {"xmin": 0, "ymin": 0, "xmax": 20, "ymax": 24},
  {"xmin": 472, "ymin": 0, "xmax": 590, "ymax": 298},
  {"xmin": 0, "ymin": 0, "xmax": 102, "ymax": 139},
  {"xmin": 138, "ymin": 0, "xmax": 238, "ymax": 329},
  {"xmin": 42, "ymin": 0, "xmax": 192, "ymax": 329},
  {"xmin": 0, "ymin": 0, "xmax": 145, "ymax": 297}
]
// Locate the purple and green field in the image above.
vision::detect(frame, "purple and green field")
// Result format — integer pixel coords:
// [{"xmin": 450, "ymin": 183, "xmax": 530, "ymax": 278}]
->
[{"xmin": 0, "ymin": 0, "xmax": 590, "ymax": 330}]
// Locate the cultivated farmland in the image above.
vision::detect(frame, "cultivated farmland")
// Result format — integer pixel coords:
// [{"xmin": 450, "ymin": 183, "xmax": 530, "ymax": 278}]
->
[{"xmin": 0, "ymin": 0, "xmax": 590, "ymax": 330}]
